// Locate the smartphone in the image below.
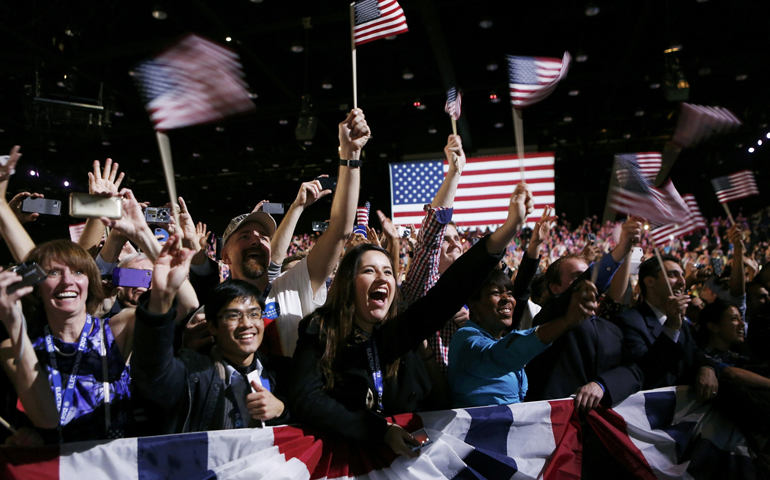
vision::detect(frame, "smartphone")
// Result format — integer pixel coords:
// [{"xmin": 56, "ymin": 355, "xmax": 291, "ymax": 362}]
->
[
  {"xmin": 587, "ymin": 233, "xmax": 596, "ymax": 243},
  {"xmin": 629, "ymin": 247, "xmax": 644, "ymax": 276},
  {"xmin": 8, "ymin": 262, "xmax": 46, "ymax": 294},
  {"xmin": 145, "ymin": 207, "xmax": 171, "ymax": 224},
  {"xmin": 398, "ymin": 226, "xmax": 411, "ymax": 238},
  {"xmin": 317, "ymin": 176, "xmax": 338, "ymax": 192},
  {"xmin": 312, "ymin": 221, "xmax": 329, "ymax": 232},
  {"xmin": 112, "ymin": 267, "xmax": 152, "ymax": 288},
  {"xmin": 155, "ymin": 227, "xmax": 169, "ymax": 242},
  {"xmin": 21, "ymin": 197, "xmax": 62, "ymax": 216},
  {"xmin": 69, "ymin": 193, "xmax": 122, "ymax": 219},
  {"xmin": 262, "ymin": 203, "xmax": 285, "ymax": 215},
  {"xmin": 410, "ymin": 428, "xmax": 433, "ymax": 451}
]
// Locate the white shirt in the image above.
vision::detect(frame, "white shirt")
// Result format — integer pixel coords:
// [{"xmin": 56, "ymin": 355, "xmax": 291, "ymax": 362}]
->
[{"xmin": 645, "ymin": 301, "xmax": 681, "ymax": 343}]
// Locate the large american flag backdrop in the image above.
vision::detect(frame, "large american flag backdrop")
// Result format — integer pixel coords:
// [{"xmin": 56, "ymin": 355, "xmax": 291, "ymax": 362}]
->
[{"xmin": 389, "ymin": 153, "xmax": 555, "ymax": 228}]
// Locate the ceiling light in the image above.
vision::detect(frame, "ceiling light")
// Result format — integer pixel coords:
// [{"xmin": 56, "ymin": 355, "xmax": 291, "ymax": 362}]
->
[
  {"xmin": 385, "ymin": 35, "xmax": 397, "ymax": 41},
  {"xmin": 250, "ymin": 0, "xmax": 263, "ymax": 3},
  {"xmin": 575, "ymin": 51, "xmax": 588, "ymax": 62},
  {"xmin": 246, "ymin": 146, "xmax": 254, "ymax": 152},
  {"xmin": 272, "ymin": 164, "xmax": 279, "ymax": 168},
  {"xmin": 114, "ymin": 111, "xmax": 124, "ymax": 117},
  {"xmin": 102, "ymin": 141, "xmax": 110, "ymax": 146},
  {"xmin": 568, "ymin": 90, "xmax": 579, "ymax": 96},
  {"xmin": 623, "ymin": 133, "xmax": 631, "ymax": 139},
  {"xmin": 63, "ymin": 180, "xmax": 69, "ymax": 187},
  {"xmin": 736, "ymin": 74, "xmax": 748, "ymax": 81},
  {"xmin": 142, "ymin": 159, "xmax": 150, "ymax": 164},
  {"xmin": 222, "ymin": 168, "xmax": 229, "ymax": 172},
  {"xmin": 402, "ymin": 68, "xmax": 414, "ymax": 80},
  {"xmin": 428, "ymin": 127, "xmax": 437, "ymax": 134},
  {"xmin": 290, "ymin": 42, "xmax": 304, "ymax": 53},
  {"xmin": 279, "ymin": 119, "xmax": 289, "ymax": 125},
  {"xmin": 201, "ymin": 186, "xmax": 208, "ymax": 190},
  {"xmin": 494, "ymin": 122, "xmax": 504, "ymax": 129},
  {"xmin": 246, "ymin": 181, "xmax": 253, "ymax": 185},
  {"xmin": 29, "ymin": 170, "xmax": 36, "ymax": 176},
  {"xmin": 748, "ymin": 147, "xmax": 755, "ymax": 153},
  {"xmin": 304, "ymin": 141, "xmax": 313, "ymax": 146},
  {"xmin": 486, "ymin": 63, "xmax": 499, "ymax": 71},
  {"xmin": 192, "ymin": 152, "xmax": 200, "ymax": 157},
  {"xmin": 152, "ymin": 6, "xmax": 167, "ymax": 19},
  {"xmin": 321, "ymin": 80, "xmax": 333, "ymax": 90},
  {"xmin": 225, "ymin": 37, "xmax": 232, "ymax": 42},
  {"xmin": 585, "ymin": 3, "xmax": 600, "ymax": 16},
  {"xmin": 650, "ymin": 83, "xmax": 661, "ymax": 89},
  {"xmin": 635, "ymin": 110, "xmax": 645, "ymax": 117},
  {"xmin": 215, "ymin": 126, "xmax": 225, "ymax": 132},
  {"xmin": 416, "ymin": 104, "xmax": 426, "ymax": 111},
  {"xmin": 698, "ymin": 67, "xmax": 711, "ymax": 76},
  {"xmin": 248, "ymin": 92, "xmax": 258, "ymax": 99},
  {"xmin": 379, "ymin": 153, "xmax": 387, "ymax": 158},
  {"xmin": 766, "ymin": 132, "xmax": 770, "ymax": 139},
  {"xmin": 479, "ymin": 19, "xmax": 493, "ymax": 29},
  {"xmin": 490, "ymin": 92, "xmax": 500, "ymax": 103},
  {"xmin": 563, "ymin": 116, "xmax": 573, "ymax": 123}
]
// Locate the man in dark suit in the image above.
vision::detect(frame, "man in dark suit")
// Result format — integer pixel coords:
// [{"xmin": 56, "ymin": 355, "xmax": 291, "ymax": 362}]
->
[
  {"xmin": 619, "ymin": 255, "xmax": 719, "ymax": 402},
  {"xmin": 526, "ymin": 217, "xmax": 644, "ymax": 413}
]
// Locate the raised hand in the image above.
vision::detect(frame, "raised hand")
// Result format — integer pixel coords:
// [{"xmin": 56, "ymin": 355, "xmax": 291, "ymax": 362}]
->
[
  {"xmin": 0, "ymin": 269, "xmax": 33, "ymax": 328},
  {"xmin": 196, "ymin": 222, "xmax": 209, "ymax": 250},
  {"xmin": 565, "ymin": 280, "xmax": 598, "ymax": 327},
  {"xmin": 0, "ymin": 146, "xmax": 22, "ymax": 198},
  {"xmin": 8, "ymin": 192, "xmax": 45, "ymax": 224},
  {"xmin": 339, "ymin": 108, "xmax": 371, "ymax": 156},
  {"xmin": 531, "ymin": 206, "xmax": 553, "ymax": 247},
  {"xmin": 510, "ymin": 183, "xmax": 535, "ymax": 228},
  {"xmin": 88, "ymin": 158, "xmax": 125, "ymax": 195},
  {"xmin": 177, "ymin": 197, "xmax": 200, "ymax": 251},
  {"xmin": 99, "ymin": 189, "xmax": 148, "ymax": 241},
  {"xmin": 148, "ymin": 233, "xmax": 195, "ymax": 314},
  {"xmin": 444, "ymin": 134, "xmax": 466, "ymax": 174},
  {"xmin": 293, "ymin": 176, "xmax": 332, "ymax": 210},
  {"xmin": 376, "ymin": 210, "xmax": 400, "ymax": 239}
]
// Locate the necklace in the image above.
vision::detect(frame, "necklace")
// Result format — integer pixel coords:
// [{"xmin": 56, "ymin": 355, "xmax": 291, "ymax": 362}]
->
[{"xmin": 53, "ymin": 344, "xmax": 78, "ymax": 357}]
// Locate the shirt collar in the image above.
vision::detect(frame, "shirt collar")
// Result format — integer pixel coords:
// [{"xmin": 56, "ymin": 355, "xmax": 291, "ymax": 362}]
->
[{"xmin": 645, "ymin": 300, "xmax": 667, "ymax": 326}]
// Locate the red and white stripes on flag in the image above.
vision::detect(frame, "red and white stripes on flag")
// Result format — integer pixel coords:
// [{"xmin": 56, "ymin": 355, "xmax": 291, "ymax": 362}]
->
[
  {"xmin": 506, "ymin": 52, "xmax": 571, "ymax": 109},
  {"xmin": 711, "ymin": 170, "xmax": 759, "ymax": 203},
  {"xmin": 444, "ymin": 88, "xmax": 462, "ymax": 121},
  {"xmin": 389, "ymin": 153, "xmax": 555, "ymax": 228},
  {"xmin": 635, "ymin": 152, "xmax": 662, "ymax": 182},
  {"xmin": 133, "ymin": 34, "xmax": 255, "ymax": 131},
  {"xmin": 650, "ymin": 194, "xmax": 707, "ymax": 245},
  {"xmin": 352, "ymin": 0, "xmax": 409, "ymax": 47},
  {"xmin": 672, "ymin": 103, "xmax": 742, "ymax": 148},
  {"xmin": 356, "ymin": 202, "xmax": 370, "ymax": 225}
]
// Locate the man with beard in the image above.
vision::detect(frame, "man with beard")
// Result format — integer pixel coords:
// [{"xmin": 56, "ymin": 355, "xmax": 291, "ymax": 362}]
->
[{"xmin": 218, "ymin": 109, "xmax": 370, "ymax": 357}]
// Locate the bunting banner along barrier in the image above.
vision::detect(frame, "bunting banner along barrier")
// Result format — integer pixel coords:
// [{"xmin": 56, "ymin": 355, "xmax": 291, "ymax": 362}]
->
[{"xmin": 0, "ymin": 387, "xmax": 758, "ymax": 480}]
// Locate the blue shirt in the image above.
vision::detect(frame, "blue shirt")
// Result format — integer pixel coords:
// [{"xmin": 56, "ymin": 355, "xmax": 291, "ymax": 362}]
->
[{"xmin": 448, "ymin": 320, "xmax": 549, "ymax": 408}]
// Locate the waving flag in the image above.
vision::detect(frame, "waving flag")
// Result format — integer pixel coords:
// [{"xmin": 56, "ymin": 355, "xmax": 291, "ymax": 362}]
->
[
  {"xmin": 353, "ymin": 0, "xmax": 409, "ymax": 46},
  {"xmin": 507, "ymin": 52, "xmax": 571, "ymax": 108},
  {"xmin": 711, "ymin": 170, "xmax": 759, "ymax": 203},
  {"xmin": 650, "ymin": 194, "xmax": 708, "ymax": 245},
  {"xmin": 444, "ymin": 88, "xmax": 462, "ymax": 121},
  {"xmin": 672, "ymin": 103, "xmax": 743, "ymax": 148},
  {"xmin": 389, "ymin": 153, "xmax": 555, "ymax": 228},
  {"xmin": 609, "ymin": 154, "xmax": 690, "ymax": 225},
  {"xmin": 133, "ymin": 34, "xmax": 255, "ymax": 131}
]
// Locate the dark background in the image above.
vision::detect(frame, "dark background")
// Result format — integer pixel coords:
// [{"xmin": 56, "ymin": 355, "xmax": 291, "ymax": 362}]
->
[{"xmin": 0, "ymin": 0, "xmax": 768, "ymax": 250}]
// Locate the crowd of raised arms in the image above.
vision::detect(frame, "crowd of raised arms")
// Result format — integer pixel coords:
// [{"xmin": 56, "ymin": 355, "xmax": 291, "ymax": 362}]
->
[{"xmin": 0, "ymin": 109, "xmax": 769, "ymax": 471}]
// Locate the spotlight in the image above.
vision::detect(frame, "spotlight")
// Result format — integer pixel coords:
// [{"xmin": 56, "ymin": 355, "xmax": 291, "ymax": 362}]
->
[
  {"xmin": 152, "ymin": 5, "xmax": 167, "ymax": 19},
  {"xmin": 63, "ymin": 180, "xmax": 69, "ymax": 187},
  {"xmin": 225, "ymin": 37, "xmax": 232, "ymax": 42},
  {"xmin": 748, "ymin": 147, "xmax": 755, "ymax": 153},
  {"xmin": 29, "ymin": 170, "xmax": 36, "ymax": 176},
  {"xmin": 758, "ymin": 140, "xmax": 763, "ymax": 146}
]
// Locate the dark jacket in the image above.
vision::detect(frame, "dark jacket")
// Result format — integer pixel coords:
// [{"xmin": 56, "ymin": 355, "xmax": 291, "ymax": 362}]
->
[
  {"xmin": 619, "ymin": 302, "xmax": 718, "ymax": 390},
  {"xmin": 132, "ymin": 293, "xmax": 290, "ymax": 434},
  {"xmin": 525, "ymin": 316, "xmax": 643, "ymax": 405},
  {"xmin": 288, "ymin": 235, "xmax": 503, "ymax": 446}
]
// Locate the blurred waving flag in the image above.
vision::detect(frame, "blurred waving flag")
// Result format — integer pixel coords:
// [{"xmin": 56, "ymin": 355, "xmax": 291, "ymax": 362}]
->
[
  {"xmin": 711, "ymin": 170, "xmax": 759, "ymax": 203},
  {"xmin": 672, "ymin": 103, "xmax": 742, "ymax": 148},
  {"xmin": 133, "ymin": 34, "xmax": 255, "ymax": 131},
  {"xmin": 650, "ymin": 194, "xmax": 707, "ymax": 245},
  {"xmin": 389, "ymin": 153, "xmax": 554, "ymax": 228},
  {"xmin": 353, "ymin": 0, "xmax": 409, "ymax": 46},
  {"xmin": 507, "ymin": 52, "xmax": 571, "ymax": 109},
  {"xmin": 444, "ymin": 88, "xmax": 462, "ymax": 121},
  {"xmin": 609, "ymin": 154, "xmax": 689, "ymax": 225}
]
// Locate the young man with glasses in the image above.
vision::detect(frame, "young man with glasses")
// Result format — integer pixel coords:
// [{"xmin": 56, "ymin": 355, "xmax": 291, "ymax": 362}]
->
[{"xmin": 132, "ymin": 240, "xmax": 290, "ymax": 433}]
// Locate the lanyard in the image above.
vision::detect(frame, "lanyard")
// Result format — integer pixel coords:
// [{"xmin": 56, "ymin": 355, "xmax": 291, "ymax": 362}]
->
[
  {"xmin": 365, "ymin": 338, "xmax": 384, "ymax": 413},
  {"xmin": 44, "ymin": 314, "xmax": 93, "ymax": 428}
]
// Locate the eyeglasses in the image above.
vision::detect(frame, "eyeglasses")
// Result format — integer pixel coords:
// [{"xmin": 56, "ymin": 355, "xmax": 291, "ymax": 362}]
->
[{"xmin": 218, "ymin": 310, "xmax": 264, "ymax": 326}]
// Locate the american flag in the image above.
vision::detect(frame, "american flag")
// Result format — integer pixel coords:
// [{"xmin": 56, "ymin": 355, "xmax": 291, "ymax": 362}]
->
[
  {"xmin": 353, "ymin": 202, "xmax": 371, "ymax": 236},
  {"xmin": 672, "ymin": 103, "xmax": 742, "ymax": 148},
  {"xmin": 133, "ymin": 34, "xmax": 255, "ymax": 131},
  {"xmin": 389, "ymin": 153, "xmax": 555, "ymax": 228},
  {"xmin": 444, "ymin": 88, "xmax": 462, "ymax": 121},
  {"xmin": 615, "ymin": 152, "xmax": 661, "ymax": 184},
  {"xmin": 353, "ymin": 0, "xmax": 409, "ymax": 47},
  {"xmin": 711, "ymin": 170, "xmax": 759, "ymax": 203},
  {"xmin": 506, "ymin": 52, "xmax": 571, "ymax": 109},
  {"xmin": 650, "ymin": 194, "xmax": 708, "ymax": 245},
  {"xmin": 609, "ymin": 154, "xmax": 690, "ymax": 225}
]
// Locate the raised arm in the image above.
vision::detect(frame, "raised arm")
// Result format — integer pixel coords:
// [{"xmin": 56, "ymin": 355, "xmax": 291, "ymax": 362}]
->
[
  {"xmin": 0, "ymin": 146, "xmax": 36, "ymax": 262},
  {"xmin": 0, "ymin": 271, "xmax": 59, "ymax": 429},
  {"xmin": 486, "ymin": 183, "xmax": 533, "ymax": 254},
  {"xmin": 305, "ymin": 109, "xmax": 369, "ymax": 293},
  {"xmin": 78, "ymin": 159, "xmax": 125, "ymax": 254},
  {"xmin": 431, "ymin": 134, "xmax": 466, "ymax": 208},
  {"xmin": 728, "ymin": 224, "xmax": 745, "ymax": 299},
  {"xmin": 376, "ymin": 210, "xmax": 402, "ymax": 281},
  {"xmin": 270, "ymin": 177, "xmax": 332, "ymax": 266}
]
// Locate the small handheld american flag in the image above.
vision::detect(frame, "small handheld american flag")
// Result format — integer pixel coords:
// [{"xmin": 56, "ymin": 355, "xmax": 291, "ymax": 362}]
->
[
  {"xmin": 133, "ymin": 34, "xmax": 255, "ymax": 131},
  {"xmin": 711, "ymin": 170, "xmax": 759, "ymax": 204},
  {"xmin": 650, "ymin": 194, "xmax": 707, "ymax": 245},
  {"xmin": 353, "ymin": 201, "xmax": 371, "ymax": 236},
  {"xmin": 672, "ymin": 103, "xmax": 742, "ymax": 148},
  {"xmin": 506, "ymin": 52, "xmax": 571, "ymax": 109},
  {"xmin": 444, "ymin": 88, "xmax": 462, "ymax": 121},
  {"xmin": 352, "ymin": 0, "xmax": 409, "ymax": 47}
]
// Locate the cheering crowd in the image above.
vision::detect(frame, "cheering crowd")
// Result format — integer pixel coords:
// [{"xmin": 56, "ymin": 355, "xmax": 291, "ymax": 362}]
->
[{"xmin": 0, "ymin": 109, "xmax": 768, "ymax": 475}]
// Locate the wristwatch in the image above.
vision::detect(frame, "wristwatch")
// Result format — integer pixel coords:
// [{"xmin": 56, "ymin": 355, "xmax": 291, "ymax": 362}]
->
[{"xmin": 339, "ymin": 159, "xmax": 362, "ymax": 168}]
